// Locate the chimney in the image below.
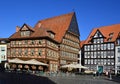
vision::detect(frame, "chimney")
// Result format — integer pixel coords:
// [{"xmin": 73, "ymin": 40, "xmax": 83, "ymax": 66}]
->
[
  {"xmin": 38, "ymin": 23, "xmax": 41, "ymax": 28},
  {"xmin": 16, "ymin": 26, "xmax": 20, "ymax": 32}
]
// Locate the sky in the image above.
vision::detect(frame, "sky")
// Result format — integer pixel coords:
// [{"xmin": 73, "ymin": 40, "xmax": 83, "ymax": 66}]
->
[{"xmin": 0, "ymin": 0, "xmax": 120, "ymax": 40}]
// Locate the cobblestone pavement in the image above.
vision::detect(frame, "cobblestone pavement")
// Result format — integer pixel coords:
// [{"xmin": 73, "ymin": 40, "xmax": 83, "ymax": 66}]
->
[
  {"xmin": 0, "ymin": 71, "xmax": 120, "ymax": 84},
  {"xmin": 48, "ymin": 75, "xmax": 120, "ymax": 84}
]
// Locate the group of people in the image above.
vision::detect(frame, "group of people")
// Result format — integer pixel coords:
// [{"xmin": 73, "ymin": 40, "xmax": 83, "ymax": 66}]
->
[{"xmin": 93, "ymin": 70, "xmax": 112, "ymax": 80}]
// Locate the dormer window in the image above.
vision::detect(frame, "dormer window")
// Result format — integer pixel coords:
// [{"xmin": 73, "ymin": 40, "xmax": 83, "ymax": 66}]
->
[
  {"xmin": 94, "ymin": 31, "xmax": 102, "ymax": 38},
  {"xmin": 21, "ymin": 31, "xmax": 30, "ymax": 37},
  {"xmin": 109, "ymin": 32, "xmax": 114, "ymax": 37},
  {"xmin": 49, "ymin": 33, "xmax": 55, "ymax": 38},
  {"xmin": 47, "ymin": 30, "xmax": 55, "ymax": 39},
  {"xmin": 20, "ymin": 24, "xmax": 34, "ymax": 37},
  {"xmin": 108, "ymin": 38, "xmax": 112, "ymax": 41}
]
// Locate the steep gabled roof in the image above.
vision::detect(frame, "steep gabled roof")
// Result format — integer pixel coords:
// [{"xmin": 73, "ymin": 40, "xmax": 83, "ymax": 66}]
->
[
  {"xmin": 9, "ymin": 12, "xmax": 76, "ymax": 43},
  {"xmin": 20, "ymin": 23, "xmax": 35, "ymax": 32},
  {"xmin": 9, "ymin": 25, "xmax": 50, "ymax": 39},
  {"xmin": 9, "ymin": 24, "xmax": 35, "ymax": 39},
  {"xmin": 34, "ymin": 12, "xmax": 75, "ymax": 42},
  {"xmin": 84, "ymin": 24, "xmax": 120, "ymax": 44}
]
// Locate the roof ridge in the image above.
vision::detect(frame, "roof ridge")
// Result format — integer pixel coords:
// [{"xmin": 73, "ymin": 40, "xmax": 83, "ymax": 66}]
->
[
  {"xmin": 37, "ymin": 12, "xmax": 74, "ymax": 23},
  {"xmin": 93, "ymin": 23, "xmax": 120, "ymax": 29},
  {"xmin": 85, "ymin": 23, "xmax": 120, "ymax": 44}
]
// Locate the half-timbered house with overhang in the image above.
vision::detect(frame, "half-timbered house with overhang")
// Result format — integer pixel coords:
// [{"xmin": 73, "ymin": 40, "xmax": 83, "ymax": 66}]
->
[
  {"xmin": 8, "ymin": 12, "xmax": 80, "ymax": 72},
  {"xmin": 81, "ymin": 24, "xmax": 120, "ymax": 74}
]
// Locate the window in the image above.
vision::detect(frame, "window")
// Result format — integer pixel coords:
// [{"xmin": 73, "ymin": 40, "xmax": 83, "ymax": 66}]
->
[
  {"xmin": 117, "ymin": 38, "xmax": 120, "ymax": 45},
  {"xmin": 24, "ymin": 40, "xmax": 28, "ymax": 44},
  {"xmin": 88, "ymin": 45, "xmax": 90, "ymax": 51},
  {"xmin": 84, "ymin": 46, "xmax": 87, "ymax": 51},
  {"xmin": 93, "ymin": 39, "xmax": 97, "ymax": 43},
  {"xmin": 31, "ymin": 40, "xmax": 35, "ymax": 44},
  {"xmin": 94, "ymin": 52, "xmax": 96, "ymax": 58},
  {"xmin": 117, "ymin": 66, "xmax": 120, "ymax": 69},
  {"xmin": 94, "ymin": 59, "xmax": 97, "ymax": 64},
  {"xmin": 88, "ymin": 60, "xmax": 90, "ymax": 64},
  {"xmin": 85, "ymin": 60, "xmax": 87, "ymax": 64},
  {"xmin": 104, "ymin": 59, "xmax": 107, "ymax": 65},
  {"xmin": 91, "ymin": 52, "xmax": 93, "ymax": 58},
  {"xmin": 111, "ymin": 43, "xmax": 114, "ymax": 49},
  {"xmin": 24, "ymin": 49, "xmax": 28, "ymax": 56},
  {"xmin": 39, "ymin": 40, "xmax": 42, "ymax": 44},
  {"xmin": 91, "ymin": 59, "xmax": 93, "ymax": 64},
  {"xmin": 118, "ymin": 57, "xmax": 120, "ymax": 62},
  {"xmin": 107, "ymin": 43, "xmax": 111, "ymax": 50},
  {"xmin": 111, "ymin": 51, "xmax": 114, "ymax": 58},
  {"xmin": 97, "ymin": 51, "xmax": 100, "ymax": 58},
  {"xmin": 101, "ymin": 44, "xmax": 104, "ymax": 50},
  {"xmin": 85, "ymin": 52, "xmax": 87, "ymax": 58},
  {"xmin": 108, "ymin": 38, "xmax": 112, "ymax": 41},
  {"xmin": 18, "ymin": 49, "xmax": 22, "ymax": 55},
  {"xmin": 100, "ymin": 38, "xmax": 104, "ymax": 43},
  {"xmin": 118, "ymin": 48, "xmax": 120, "ymax": 53},
  {"xmin": 38, "ymin": 49, "xmax": 42, "ymax": 56},
  {"xmin": 91, "ymin": 45, "xmax": 93, "ymax": 51},
  {"xmin": 21, "ymin": 31, "xmax": 30, "ymax": 37},
  {"xmin": 31, "ymin": 49, "xmax": 35, "ymax": 56},
  {"xmin": 101, "ymin": 51, "xmax": 103, "ymax": 58},
  {"xmin": 48, "ymin": 32, "xmax": 55, "ymax": 38},
  {"xmin": 97, "ymin": 39, "xmax": 100, "ymax": 43},
  {"xmin": 101, "ymin": 59, "xmax": 103, "ymax": 65},
  {"xmin": 104, "ymin": 51, "xmax": 106, "ymax": 58},
  {"xmin": 104, "ymin": 44, "xmax": 106, "ymax": 50},
  {"xmin": 97, "ymin": 44, "xmax": 100, "ymax": 50},
  {"xmin": 94, "ymin": 45, "xmax": 97, "ymax": 50},
  {"xmin": 11, "ymin": 49, "xmax": 16, "ymax": 55},
  {"xmin": 1, "ymin": 47, "xmax": 5, "ymax": 51},
  {"xmin": 109, "ymin": 33, "xmax": 114, "ymax": 37}
]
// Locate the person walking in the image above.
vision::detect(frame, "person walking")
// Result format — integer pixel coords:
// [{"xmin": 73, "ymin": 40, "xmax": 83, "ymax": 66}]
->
[{"xmin": 93, "ymin": 70, "xmax": 96, "ymax": 79}]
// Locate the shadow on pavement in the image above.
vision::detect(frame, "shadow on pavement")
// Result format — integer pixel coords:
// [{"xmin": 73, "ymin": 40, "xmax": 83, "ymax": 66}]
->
[
  {"xmin": 104, "ymin": 76, "xmax": 120, "ymax": 84},
  {"xmin": 111, "ymin": 76, "xmax": 120, "ymax": 84},
  {"xmin": 0, "ymin": 71, "xmax": 56, "ymax": 84}
]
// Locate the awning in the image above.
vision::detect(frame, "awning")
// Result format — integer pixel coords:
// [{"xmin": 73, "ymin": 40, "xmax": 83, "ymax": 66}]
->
[
  {"xmin": 73, "ymin": 64, "xmax": 88, "ymax": 69},
  {"xmin": 8, "ymin": 58, "xmax": 48, "ymax": 66},
  {"xmin": 61, "ymin": 64, "xmax": 88, "ymax": 69},
  {"xmin": 61, "ymin": 64, "xmax": 75, "ymax": 68},
  {"xmin": 8, "ymin": 58, "xmax": 25, "ymax": 64},
  {"xmin": 25, "ymin": 59, "xmax": 48, "ymax": 66}
]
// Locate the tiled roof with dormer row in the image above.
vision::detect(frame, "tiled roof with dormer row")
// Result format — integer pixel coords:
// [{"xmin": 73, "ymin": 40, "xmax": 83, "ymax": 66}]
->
[
  {"xmin": 34, "ymin": 12, "xmax": 74, "ymax": 43},
  {"xmin": 84, "ymin": 24, "xmax": 120, "ymax": 44},
  {"xmin": 9, "ymin": 12, "xmax": 75, "ymax": 43}
]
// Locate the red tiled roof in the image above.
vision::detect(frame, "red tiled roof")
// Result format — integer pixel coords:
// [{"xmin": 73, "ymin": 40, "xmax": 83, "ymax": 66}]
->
[
  {"xmin": 34, "ymin": 12, "xmax": 74, "ymax": 42},
  {"xmin": 80, "ymin": 40, "xmax": 86, "ymax": 48},
  {"xmin": 84, "ymin": 24, "xmax": 120, "ymax": 44},
  {"xmin": 9, "ymin": 26, "xmax": 49, "ymax": 39},
  {"xmin": 20, "ymin": 23, "xmax": 35, "ymax": 32},
  {"xmin": 9, "ymin": 12, "xmax": 75, "ymax": 43}
]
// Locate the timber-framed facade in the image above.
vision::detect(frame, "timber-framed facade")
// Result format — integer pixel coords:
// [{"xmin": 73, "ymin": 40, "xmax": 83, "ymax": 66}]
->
[
  {"xmin": 7, "ymin": 12, "xmax": 80, "ymax": 72},
  {"xmin": 81, "ymin": 24, "xmax": 120, "ymax": 74}
]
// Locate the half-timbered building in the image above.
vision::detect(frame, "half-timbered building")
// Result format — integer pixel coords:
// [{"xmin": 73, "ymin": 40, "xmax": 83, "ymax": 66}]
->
[
  {"xmin": 81, "ymin": 24, "xmax": 120, "ymax": 74},
  {"xmin": 8, "ymin": 12, "xmax": 80, "ymax": 72}
]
